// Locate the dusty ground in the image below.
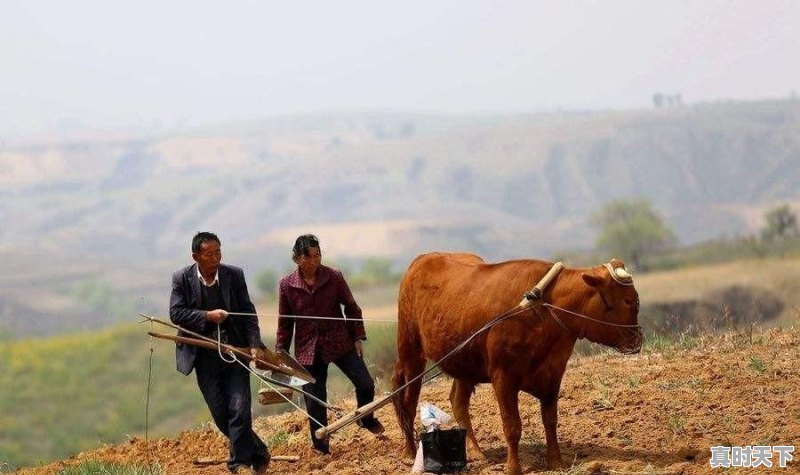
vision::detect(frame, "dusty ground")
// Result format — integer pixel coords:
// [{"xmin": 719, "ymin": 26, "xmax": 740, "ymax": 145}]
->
[{"xmin": 18, "ymin": 326, "xmax": 799, "ymax": 474}]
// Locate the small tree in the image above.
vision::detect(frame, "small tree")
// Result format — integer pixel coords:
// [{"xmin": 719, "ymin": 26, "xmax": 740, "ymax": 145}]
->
[
  {"xmin": 591, "ymin": 198, "xmax": 676, "ymax": 271},
  {"xmin": 255, "ymin": 268, "xmax": 278, "ymax": 297},
  {"xmin": 361, "ymin": 257, "xmax": 395, "ymax": 286},
  {"xmin": 761, "ymin": 204, "xmax": 799, "ymax": 241}
]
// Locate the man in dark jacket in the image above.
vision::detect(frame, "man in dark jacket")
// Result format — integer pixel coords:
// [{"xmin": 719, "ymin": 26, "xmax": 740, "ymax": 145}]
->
[{"xmin": 170, "ymin": 231, "xmax": 270, "ymax": 474}]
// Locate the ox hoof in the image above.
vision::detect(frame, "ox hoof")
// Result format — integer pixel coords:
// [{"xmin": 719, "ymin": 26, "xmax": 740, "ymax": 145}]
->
[
  {"xmin": 546, "ymin": 457, "xmax": 565, "ymax": 470},
  {"xmin": 467, "ymin": 447, "xmax": 486, "ymax": 461}
]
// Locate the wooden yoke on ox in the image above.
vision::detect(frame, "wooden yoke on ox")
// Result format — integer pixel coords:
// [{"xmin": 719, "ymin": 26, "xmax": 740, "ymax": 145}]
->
[{"xmin": 518, "ymin": 261, "xmax": 564, "ymax": 307}]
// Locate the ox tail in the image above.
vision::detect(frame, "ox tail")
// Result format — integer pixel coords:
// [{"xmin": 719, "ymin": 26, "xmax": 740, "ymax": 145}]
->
[{"xmin": 392, "ymin": 360, "xmax": 420, "ymax": 456}]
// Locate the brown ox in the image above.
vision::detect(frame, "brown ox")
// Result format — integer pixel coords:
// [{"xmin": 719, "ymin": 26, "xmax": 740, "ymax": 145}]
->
[{"xmin": 392, "ymin": 253, "xmax": 642, "ymax": 475}]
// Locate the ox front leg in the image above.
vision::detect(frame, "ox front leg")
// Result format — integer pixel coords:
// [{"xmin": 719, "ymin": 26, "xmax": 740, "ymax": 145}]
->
[
  {"xmin": 540, "ymin": 395, "xmax": 564, "ymax": 470},
  {"xmin": 492, "ymin": 380, "xmax": 522, "ymax": 475}
]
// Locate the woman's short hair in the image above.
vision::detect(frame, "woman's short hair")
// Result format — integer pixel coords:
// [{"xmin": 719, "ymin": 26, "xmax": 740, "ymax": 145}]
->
[{"xmin": 293, "ymin": 234, "xmax": 320, "ymax": 259}]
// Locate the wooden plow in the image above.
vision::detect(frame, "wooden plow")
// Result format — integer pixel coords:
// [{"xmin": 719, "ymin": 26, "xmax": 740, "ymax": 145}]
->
[{"xmin": 140, "ymin": 314, "xmax": 343, "ymax": 410}]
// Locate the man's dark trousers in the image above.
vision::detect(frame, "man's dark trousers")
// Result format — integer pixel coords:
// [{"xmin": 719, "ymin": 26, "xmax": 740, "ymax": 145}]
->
[{"xmin": 195, "ymin": 348, "xmax": 269, "ymax": 472}]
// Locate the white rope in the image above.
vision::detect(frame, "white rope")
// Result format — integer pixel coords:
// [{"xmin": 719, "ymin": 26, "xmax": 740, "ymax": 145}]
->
[
  {"xmin": 144, "ymin": 322, "xmax": 156, "ymax": 475},
  {"xmin": 207, "ymin": 327, "xmax": 329, "ymax": 428},
  {"xmin": 215, "ymin": 325, "xmax": 237, "ymax": 363},
  {"xmin": 227, "ymin": 312, "xmax": 397, "ymax": 324},
  {"xmin": 543, "ymin": 303, "xmax": 641, "ymax": 328},
  {"xmin": 234, "ymin": 357, "xmax": 328, "ymax": 429},
  {"xmin": 383, "ymin": 305, "xmax": 529, "ymax": 402},
  {"xmin": 208, "ymin": 323, "xmax": 331, "ymax": 425}
]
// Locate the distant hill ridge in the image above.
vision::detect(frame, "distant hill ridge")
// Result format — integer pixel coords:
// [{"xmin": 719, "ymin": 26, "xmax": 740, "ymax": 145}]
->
[
  {"xmin": 1, "ymin": 100, "xmax": 799, "ymax": 338},
  {"xmin": 3, "ymin": 100, "xmax": 799, "ymax": 266},
  {"xmin": 2, "ymin": 100, "xmax": 799, "ymax": 264}
]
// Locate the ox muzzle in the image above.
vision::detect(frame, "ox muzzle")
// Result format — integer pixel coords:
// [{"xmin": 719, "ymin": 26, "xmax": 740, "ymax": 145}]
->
[{"xmin": 616, "ymin": 327, "xmax": 643, "ymax": 355}]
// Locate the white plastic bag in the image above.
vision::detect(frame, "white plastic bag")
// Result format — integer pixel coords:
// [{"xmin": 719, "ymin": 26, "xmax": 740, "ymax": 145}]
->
[
  {"xmin": 420, "ymin": 402, "xmax": 451, "ymax": 431},
  {"xmin": 411, "ymin": 441, "xmax": 425, "ymax": 473},
  {"xmin": 411, "ymin": 402, "xmax": 453, "ymax": 473}
]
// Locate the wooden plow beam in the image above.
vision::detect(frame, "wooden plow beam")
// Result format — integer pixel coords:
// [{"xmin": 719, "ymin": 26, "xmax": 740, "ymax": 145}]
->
[
  {"xmin": 315, "ymin": 393, "xmax": 394, "ymax": 440},
  {"xmin": 147, "ymin": 331, "xmax": 339, "ymax": 411},
  {"xmin": 194, "ymin": 455, "xmax": 301, "ymax": 465},
  {"xmin": 140, "ymin": 313, "xmax": 314, "ymax": 383},
  {"xmin": 147, "ymin": 331, "xmax": 314, "ymax": 384}
]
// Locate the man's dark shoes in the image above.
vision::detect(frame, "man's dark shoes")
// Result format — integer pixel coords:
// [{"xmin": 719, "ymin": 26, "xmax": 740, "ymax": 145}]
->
[
  {"xmin": 312, "ymin": 441, "xmax": 330, "ymax": 455},
  {"xmin": 356, "ymin": 417, "xmax": 385, "ymax": 435},
  {"xmin": 253, "ymin": 454, "xmax": 270, "ymax": 475},
  {"xmin": 231, "ymin": 466, "xmax": 255, "ymax": 475}
]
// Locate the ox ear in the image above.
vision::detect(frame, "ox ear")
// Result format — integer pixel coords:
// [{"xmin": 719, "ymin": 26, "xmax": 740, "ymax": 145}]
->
[{"xmin": 581, "ymin": 272, "xmax": 605, "ymax": 289}]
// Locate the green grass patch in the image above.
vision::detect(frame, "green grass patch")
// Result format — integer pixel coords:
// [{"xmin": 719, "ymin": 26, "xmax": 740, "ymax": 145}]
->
[
  {"xmin": 0, "ymin": 325, "xmax": 208, "ymax": 470},
  {"xmin": 267, "ymin": 429, "xmax": 290, "ymax": 447},
  {"xmin": 56, "ymin": 460, "xmax": 162, "ymax": 475},
  {"xmin": 749, "ymin": 355, "xmax": 766, "ymax": 375}
]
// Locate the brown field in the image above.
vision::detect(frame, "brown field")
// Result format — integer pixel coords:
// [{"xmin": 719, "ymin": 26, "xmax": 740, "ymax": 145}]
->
[
  {"xmin": 8, "ymin": 255, "xmax": 800, "ymax": 473},
  {"xmin": 19, "ymin": 323, "xmax": 799, "ymax": 474}
]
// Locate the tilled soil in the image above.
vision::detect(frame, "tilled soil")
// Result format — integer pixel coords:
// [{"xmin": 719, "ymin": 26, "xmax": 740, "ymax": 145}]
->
[{"xmin": 18, "ymin": 327, "xmax": 799, "ymax": 474}]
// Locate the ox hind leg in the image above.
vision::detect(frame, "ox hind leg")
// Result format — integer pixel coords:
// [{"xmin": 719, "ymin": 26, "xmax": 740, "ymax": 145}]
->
[
  {"xmin": 491, "ymin": 374, "xmax": 523, "ymax": 475},
  {"xmin": 391, "ymin": 329, "xmax": 426, "ymax": 457},
  {"xmin": 449, "ymin": 379, "xmax": 484, "ymax": 460}
]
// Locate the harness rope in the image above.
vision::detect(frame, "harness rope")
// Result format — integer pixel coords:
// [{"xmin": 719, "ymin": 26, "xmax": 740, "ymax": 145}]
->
[
  {"xmin": 144, "ymin": 322, "xmax": 155, "ymax": 475},
  {"xmin": 140, "ymin": 315, "xmax": 337, "ymax": 409},
  {"xmin": 543, "ymin": 303, "xmax": 641, "ymax": 328},
  {"xmin": 391, "ymin": 305, "xmax": 530, "ymax": 394},
  {"xmin": 144, "ymin": 261, "xmax": 640, "ymax": 442},
  {"xmin": 316, "ymin": 260, "xmax": 637, "ymax": 438},
  {"xmin": 315, "ymin": 304, "xmax": 530, "ymax": 439},
  {"xmin": 227, "ymin": 312, "xmax": 397, "ymax": 323},
  {"xmin": 216, "ymin": 325, "xmax": 237, "ymax": 363},
  {"xmin": 232, "ymin": 350, "xmax": 328, "ymax": 429}
]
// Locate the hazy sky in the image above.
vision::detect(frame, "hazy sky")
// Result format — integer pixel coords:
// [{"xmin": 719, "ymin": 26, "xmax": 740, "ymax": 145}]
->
[{"xmin": 2, "ymin": 0, "xmax": 798, "ymax": 136}]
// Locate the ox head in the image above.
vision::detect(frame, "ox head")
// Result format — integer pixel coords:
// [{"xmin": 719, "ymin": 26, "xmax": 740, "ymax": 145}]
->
[{"xmin": 580, "ymin": 258, "xmax": 643, "ymax": 354}]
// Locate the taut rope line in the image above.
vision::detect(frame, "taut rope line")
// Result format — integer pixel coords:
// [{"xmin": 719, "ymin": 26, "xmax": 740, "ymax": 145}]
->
[
  {"xmin": 315, "ymin": 262, "xmax": 638, "ymax": 439},
  {"xmin": 226, "ymin": 312, "xmax": 397, "ymax": 324},
  {"xmin": 139, "ymin": 315, "xmax": 337, "ymax": 410},
  {"xmin": 144, "ymin": 321, "xmax": 155, "ymax": 475},
  {"xmin": 543, "ymin": 303, "xmax": 642, "ymax": 329},
  {"xmin": 315, "ymin": 303, "xmax": 530, "ymax": 439},
  {"xmin": 232, "ymin": 348, "xmax": 328, "ymax": 428}
]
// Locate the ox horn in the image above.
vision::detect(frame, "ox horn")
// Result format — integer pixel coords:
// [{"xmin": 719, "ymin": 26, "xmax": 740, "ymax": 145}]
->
[
  {"xmin": 615, "ymin": 267, "xmax": 632, "ymax": 280},
  {"xmin": 604, "ymin": 262, "xmax": 634, "ymax": 285}
]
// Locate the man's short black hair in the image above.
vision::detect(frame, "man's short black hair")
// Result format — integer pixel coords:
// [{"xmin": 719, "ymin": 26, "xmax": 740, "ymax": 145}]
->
[
  {"xmin": 292, "ymin": 234, "xmax": 320, "ymax": 258},
  {"xmin": 192, "ymin": 231, "xmax": 221, "ymax": 253}
]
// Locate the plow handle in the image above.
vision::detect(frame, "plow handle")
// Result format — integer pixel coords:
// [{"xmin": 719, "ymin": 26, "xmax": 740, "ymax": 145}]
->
[{"xmin": 314, "ymin": 392, "xmax": 394, "ymax": 440}]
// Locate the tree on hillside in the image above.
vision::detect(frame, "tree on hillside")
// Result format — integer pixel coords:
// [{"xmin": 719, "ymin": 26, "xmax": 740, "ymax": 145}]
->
[
  {"xmin": 591, "ymin": 198, "xmax": 676, "ymax": 271},
  {"xmin": 761, "ymin": 204, "xmax": 799, "ymax": 240},
  {"xmin": 350, "ymin": 257, "xmax": 398, "ymax": 289},
  {"xmin": 255, "ymin": 268, "xmax": 278, "ymax": 297}
]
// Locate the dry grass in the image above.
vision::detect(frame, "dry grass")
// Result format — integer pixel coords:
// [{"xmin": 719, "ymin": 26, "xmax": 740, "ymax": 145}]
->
[{"xmin": 635, "ymin": 254, "xmax": 800, "ymax": 324}]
